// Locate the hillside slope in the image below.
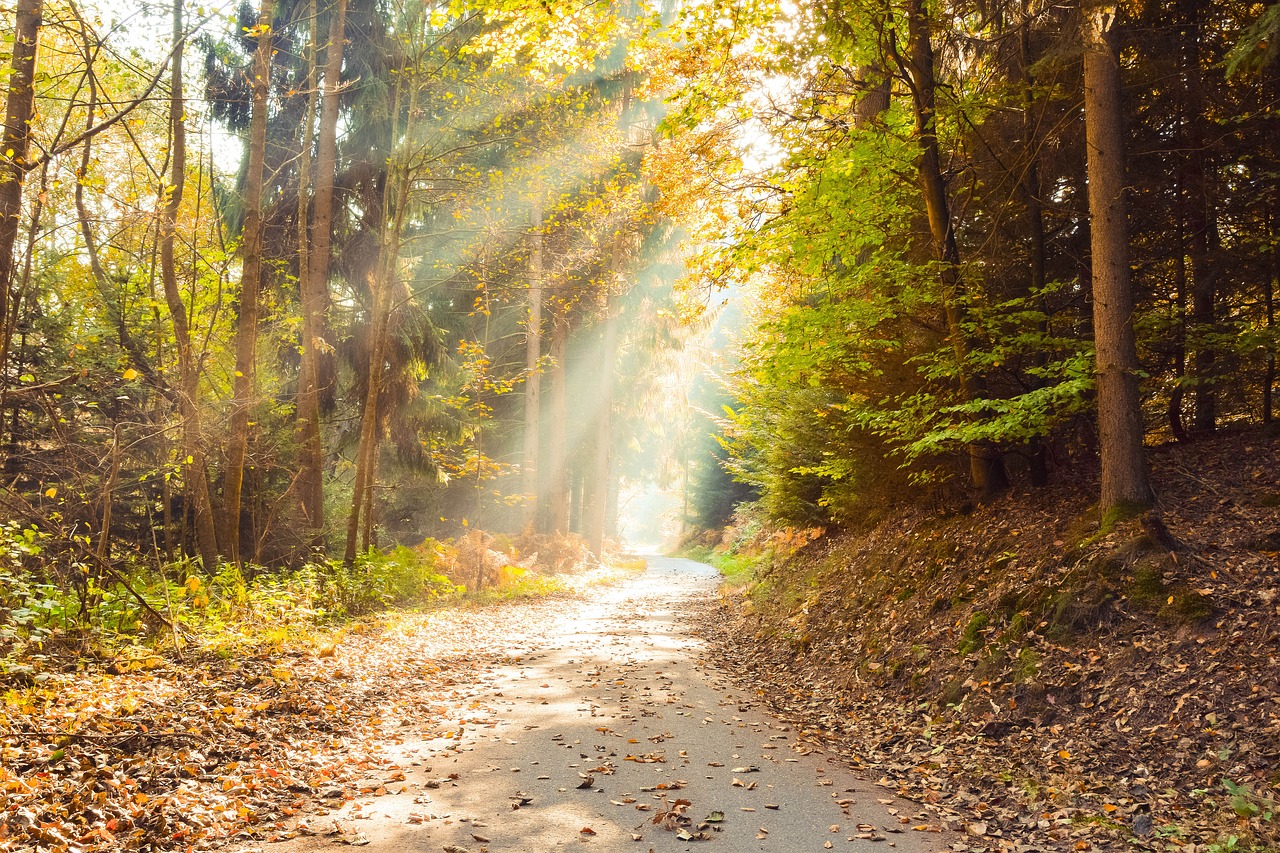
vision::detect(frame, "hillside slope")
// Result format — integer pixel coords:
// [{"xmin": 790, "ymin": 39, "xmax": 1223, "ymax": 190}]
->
[{"xmin": 696, "ymin": 429, "xmax": 1280, "ymax": 852}]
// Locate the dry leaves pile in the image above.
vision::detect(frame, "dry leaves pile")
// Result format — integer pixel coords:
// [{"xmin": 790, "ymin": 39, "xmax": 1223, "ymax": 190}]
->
[
  {"xmin": 0, "ymin": 598, "xmax": 568, "ymax": 852},
  {"xmin": 698, "ymin": 430, "xmax": 1280, "ymax": 853}
]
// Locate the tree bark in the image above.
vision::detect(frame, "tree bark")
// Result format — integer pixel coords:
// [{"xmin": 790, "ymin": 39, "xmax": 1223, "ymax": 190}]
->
[
  {"xmin": 1179, "ymin": 0, "xmax": 1218, "ymax": 433},
  {"xmin": 158, "ymin": 0, "xmax": 219, "ymax": 569},
  {"xmin": 0, "ymin": 0, "xmax": 45, "ymax": 376},
  {"xmin": 295, "ymin": 0, "xmax": 319, "ymax": 535},
  {"xmin": 298, "ymin": 0, "xmax": 346, "ymax": 536},
  {"xmin": 547, "ymin": 303, "xmax": 569, "ymax": 533},
  {"xmin": 1082, "ymin": 0, "xmax": 1154, "ymax": 514},
  {"xmin": 1019, "ymin": 6, "xmax": 1050, "ymax": 487},
  {"xmin": 902, "ymin": 0, "xmax": 1007, "ymax": 498},
  {"xmin": 223, "ymin": 0, "xmax": 275, "ymax": 563},
  {"xmin": 343, "ymin": 260, "xmax": 392, "ymax": 565},
  {"xmin": 344, "ymin": 34, "xmax": 417, "ymax": 565},
  {"xmin": 587, "ymin": 235, "xmax": 621, "ymax": 557},
  {"xmin": 522, "ymin": 196, "xmax": 543, "ymax": 532}
]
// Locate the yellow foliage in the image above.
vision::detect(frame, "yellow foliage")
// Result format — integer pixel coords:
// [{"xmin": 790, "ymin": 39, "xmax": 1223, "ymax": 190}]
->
[{"xmin": 497, "ymin": 564, "xmax": 527, "ymax": 587}]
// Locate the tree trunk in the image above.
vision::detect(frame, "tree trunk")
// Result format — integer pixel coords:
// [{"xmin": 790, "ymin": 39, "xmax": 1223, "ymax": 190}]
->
[
  {"xmin": 1267, "ymin": 208, "xmax": 1277, "ymax": 424},
  {"xmin": 1082, "ymin": 0, "xmax": 1154, "ymax": 515},
  {"xmin": 1020, "ymin": 7, "xmax": 1049, "ymax": 487},
  {"xmin": 587, "ymin": 237, "xmax": 621, "ymax": 557},
  {"xmin": 547, "ymin": 304, "xmax": 569, "ymax": 534},
  {"xmin": 223, "ymin": 0, "xmax": 275, "ymax": 563},
  {"xmin": 1180, "ymin": 0, "xmax": 1217, "ymax": 433},
  {"xmin": 0, "ymin": 0, "xmax": 44, "ymax": 376},
  {"xmin": 158, "ymin": 0, "xmax": 219, "ymax": 570},
  {"xmin": 1169, "ymin": 213, "xmax": 1189, "ymax": 442},
  {"xmin": 295, "ymin": 0, "xmax": 320, "ymax": 537},
  {"xmin": 298, "ymin": 0, "xmax": 346, "ymax": 536},
  {"xmin": 344, "ymin": 268, "xmax": 392, "ymax": 565},
  {"xmin": 903, "ymin": 0, "xmax": 1007, "ymax": 498},
  {"xmin": 522, "ymin": 196, "xmax": 543, "ymax": 531}
]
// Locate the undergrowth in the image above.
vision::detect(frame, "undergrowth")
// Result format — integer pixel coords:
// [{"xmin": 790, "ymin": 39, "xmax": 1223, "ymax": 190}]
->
[{"xmin": 0, "ymin": 524, "xmax": 631, "ymax": 679}]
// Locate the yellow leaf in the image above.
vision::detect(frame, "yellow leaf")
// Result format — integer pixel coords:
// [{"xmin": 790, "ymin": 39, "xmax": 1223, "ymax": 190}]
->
[
  {"xmin": 122, "ymin": 368, "xmax": 138, "ymax": 380},
  {"xmin": 44, "ymin": 487, "xmax": 57, "ymax": 498},
  {"xmin": 1057, "ymin": 750, "xmax": 1071, "ymax": 760}
]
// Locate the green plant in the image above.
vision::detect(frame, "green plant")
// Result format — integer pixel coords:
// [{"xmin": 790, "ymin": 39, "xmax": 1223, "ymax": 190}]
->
[
  {"xmin": 1224, "ymin": 779, "xmax": 1276, "ymax": 821},
  {"xmin": 957, "ymin": 611, "xmax": 990, "ymax": 655}
]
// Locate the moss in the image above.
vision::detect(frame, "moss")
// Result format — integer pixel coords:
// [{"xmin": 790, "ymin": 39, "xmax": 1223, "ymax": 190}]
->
[
  {"xmin": 1004, "ymin": 610, "xmax": 1030, "ymax": 641},
  {"xmin": 1159, "ymin": 587, "xmax": 1214, "ymax": 624},
  {"xmin": 1046, "ymin": 587, "xmax": 1111, "ymax": 639},
  {"xmin": 958, "ymin": 611, "xmax": 990, "ymax": 655},
  {"xmin": 1015, "ymin": 647, "xmax": 1041, "ymax": 682},
  {"xmin": 995, "ymin": 589, "xmax": 1022, "ymax": 617},
  {"xmin": 1127, "ymin": 564, "xmax": 1167, "ymax": 604},
  {"xmin": 895, "ymin": 585, "xmax": 916, "ymax": 602},
  {"xmin": 1101, "ymin": 499, "xmax": 1149, "ymax": 533},
  {"xmin": 939, "ymin": 674, "xmax": 969, "ymax": 707}
]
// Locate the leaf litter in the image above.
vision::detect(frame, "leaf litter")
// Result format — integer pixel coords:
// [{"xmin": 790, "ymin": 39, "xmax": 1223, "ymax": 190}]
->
[
  {"xmin": 0, "ymin": 596, "xmax": 572, "ymax": 852},
  {"xmin": 694, "ymin": 431, "xmax": 1280, "ymax": 852}
]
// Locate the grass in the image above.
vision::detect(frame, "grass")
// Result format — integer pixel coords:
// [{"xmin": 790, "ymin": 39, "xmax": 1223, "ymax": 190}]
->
[{"xmin": 677, "ymin": 544, "xmax": 767, "ymax": 588}]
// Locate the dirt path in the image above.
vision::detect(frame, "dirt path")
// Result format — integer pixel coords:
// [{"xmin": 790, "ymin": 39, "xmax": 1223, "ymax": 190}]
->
[{"xmin": 269, "ymin": 556, "xmax": 953, "ymax": 852}]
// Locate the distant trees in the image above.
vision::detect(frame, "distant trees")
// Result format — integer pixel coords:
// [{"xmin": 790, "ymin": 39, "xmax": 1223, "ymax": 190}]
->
[{"xmin": 0, "ymin": 0, "xmax": 670, "ymax": 573}]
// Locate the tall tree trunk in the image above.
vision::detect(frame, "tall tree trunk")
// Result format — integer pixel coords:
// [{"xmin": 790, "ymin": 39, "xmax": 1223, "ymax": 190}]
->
[
  {"xmin": 522, "ymin": 196, "xmax": 543, "ymax": 532},
  {"xmin": 1169, "ymin": 214, "xmax": 1189, "ymax": 441},
  {"xmin": 587, "ymin": 237, "xmax": 621, "ymax": 557},
  {"xmin": 547, "ymin": 304, "xmax": 569, "ymax": 534},
  {"xmin": 903, "ymin": 0, "xmax": 1007, "ymax": 498},
  {"xmin": 295, "ymin": 0, "xmax": 320, "ymax": 536},
  {"xmin": 158, "ymin": 0, "xmax": 219, "ymax": 569},
  {"xmin": 298, "ymin": 0, "xmax": 346, "ymax": 536},
  {"xmin": 344, "ymin": 44, "xmax": 417, "ymax": 565},
  {"xmin": 1082, "ymin": 0, "xmax": 1154, "ymax": 515},
  {"xmin": 1020, "ymin": 6, "xmax": 1049, "ymax": 486},
  {"xmin": 1180, "ymin": 0, "xmax": 1217, "ymax": 433},
  {"xmin": 0, "ymin": 0, "xmax": 44, "ymax": 377},
  {"xmin": 344, "ymin": 264, "xmax": 392, "ymax": 564},
  {"xmin": 1267, "ymin": 208, "xmax": 1277, "ymax": 423},
  {"xmin": 223, "ymin": 0, "xmax": 275, "ymax": 563}
]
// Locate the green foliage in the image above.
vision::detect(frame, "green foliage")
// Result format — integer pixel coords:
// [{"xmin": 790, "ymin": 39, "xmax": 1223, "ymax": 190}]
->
[{"xmin": 957, "ymin": 611, "xmax": 990, "ymax": 656}]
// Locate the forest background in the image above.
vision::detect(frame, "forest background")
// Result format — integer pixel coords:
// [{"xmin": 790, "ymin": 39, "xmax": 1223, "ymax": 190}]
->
[{"xmin": 0, "ymin": 0, "xmax": 1277, "ymax": 669}]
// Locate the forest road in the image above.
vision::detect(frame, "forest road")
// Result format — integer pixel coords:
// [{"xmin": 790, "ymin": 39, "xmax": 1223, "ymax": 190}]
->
[{"xmin": 271, "ymin": 556, "xmax": 953, "ymax": 853}]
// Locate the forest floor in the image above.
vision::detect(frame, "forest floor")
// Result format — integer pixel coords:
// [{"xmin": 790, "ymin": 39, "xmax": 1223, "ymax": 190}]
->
[
  {"xmin": 1, "ymin": 558, "xmax": 954, "ymax": 853},
  {"xmin": 693, "ymin": 428, "xmax": 1280, "ymax": 853},
  {"xmin": 0, "ymin": 565, "xmax": 629, "ymax": 852},
  {"xmin": 2, "ymin": 430, "xmax": 1276, "ymax": 853}
]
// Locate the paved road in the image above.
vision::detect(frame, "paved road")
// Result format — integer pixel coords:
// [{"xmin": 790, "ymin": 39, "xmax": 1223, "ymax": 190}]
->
[{"xmin": 277, "ymin": 556, "xmax": 951, "ymax": 852}]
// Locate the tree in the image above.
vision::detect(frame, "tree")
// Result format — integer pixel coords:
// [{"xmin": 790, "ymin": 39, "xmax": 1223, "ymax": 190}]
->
[
  {"xmin": 159, "ymin": 0, "xmax": 219, "ymax": 569},
  {"xmin": 222, "ymin": 0, "xmax": 276, "ymax": 562},
  {"xmin": 0, "ymin": 0, "xmax": 45, "ymax": 374},
  {"xmin": 896, "ymin": 0, "xmax": 1009, "ymax": 498},
  {"xmin": 297, "ymin": 0, "xmax": 347, "ymax": 537},
  {"xmin": 1081, "ymin": 0, "xmax": 1153, "ymax": 514},
  {"xmin": 522, "ymin": 194, "xmax": 543, "ymax": 531}
]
